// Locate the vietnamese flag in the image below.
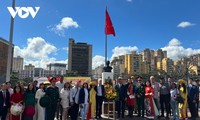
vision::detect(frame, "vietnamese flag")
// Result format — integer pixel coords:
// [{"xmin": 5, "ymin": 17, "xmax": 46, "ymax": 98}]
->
[{"xmin": 105, "ymin": 9, "xmax": 115, "ymax": 36}]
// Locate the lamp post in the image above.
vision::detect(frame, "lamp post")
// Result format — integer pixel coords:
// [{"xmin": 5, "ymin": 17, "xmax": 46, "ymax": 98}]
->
[{"xmin": 6, "ymin": 0, "xmax": 15, "ymax": 82}]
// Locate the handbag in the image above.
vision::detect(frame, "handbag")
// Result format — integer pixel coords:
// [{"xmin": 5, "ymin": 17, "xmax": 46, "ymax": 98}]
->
[
  {"xmin": 174, "ymin": 93, "xmax": 184, "ymax": 103},
  {"xmin": 10, "ymin": 104, "xmax": 23, "ymax": 116}
]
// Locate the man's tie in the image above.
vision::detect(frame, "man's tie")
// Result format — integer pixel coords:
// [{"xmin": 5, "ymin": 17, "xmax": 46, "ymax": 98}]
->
[{"xmin": 3, "ymin": 92, "xmax": 6, "ymax": 106}]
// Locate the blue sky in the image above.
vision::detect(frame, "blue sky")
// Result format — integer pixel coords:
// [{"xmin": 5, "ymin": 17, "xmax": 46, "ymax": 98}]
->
[{"xmin": 1, "ymin": 0, "xmax": 200, "ymax": 69}]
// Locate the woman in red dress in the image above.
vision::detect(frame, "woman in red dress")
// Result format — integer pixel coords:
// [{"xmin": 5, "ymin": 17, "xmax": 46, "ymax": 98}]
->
[
  {"xmin": 145, "ymin": 80, "xmax": 159, "ymax": 119},
  {"xmin": 126, "ymin": 79, "xmax": 136, "ymax": 118},
  {"xmin": 10, "ymin": 85, "xmax": 24, "ymax": 120}
]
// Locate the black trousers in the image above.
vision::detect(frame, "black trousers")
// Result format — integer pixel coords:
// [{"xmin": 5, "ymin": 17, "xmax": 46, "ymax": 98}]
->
[
  {"xmin": 0, "ymin": 106, "xmax": 7, "ymax": 120},
  {"xmin": 137, "ymin": 97, "xmax": 144, "ymax": 117},
  {"xmin": 160, "ymin": 94, "xmax": 170, "ymax": 117},
  {"xmin": 70, "ymin": 103, "xmax": 79, "ymax": 120},
  {"xmin": 196, "ymin": 99, "xmax": 199, "ymax": 117},
  {"xmin": 127, "ymin": 105, "xmax": 134, "ymax": 117},
  {"xmin": 96, "ymin": 96, "xmax": 103, "ymax": 117},
  {"xmin": 46, "ymin": 103, "xmax": 57, "ymax": 120},
  {"xmin": 188, "ymin": 99, "xmax": 197, "ymax": 118},
  {"xmin": 116, "ymin": 100, "xmax": 125, "ymax": 117},
  {"xmin": 56, "ymin": 103, "xmax": 63, "ymax": 120}
]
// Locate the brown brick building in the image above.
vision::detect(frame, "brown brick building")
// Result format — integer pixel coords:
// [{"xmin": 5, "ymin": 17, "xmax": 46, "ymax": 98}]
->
[{"xmin": 0, "ymin": 37, "xmax": 14, "ymax": 83}]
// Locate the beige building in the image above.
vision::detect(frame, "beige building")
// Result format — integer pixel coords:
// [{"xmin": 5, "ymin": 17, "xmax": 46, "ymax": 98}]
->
[
  {"xmin": 47, "ymin": 63, "xmax": 67, "ymax": 75},
  {"xmin": 111, "ymin": 55, "xmax": 125, "ymax": 79},
  {"xmin": 189, "ymin": 54, "xmax": 200, "ymax": 66},
  {"xmin": 162, "ymin": 58, "xmax": 174, "ymax": 74},
  {"xmin": 92, "ymin": 64, "xmax": 104, "ymax": 79},
  {"xmin": 124, "ymin": 51, "xmax": 142, "ymax": 77},
  {"xmin": 140, "ymin": 48, "xmax": 157, "ymax": 73},
  {"xmin": 12, "ymin": 56, "xmax": 24, "ymax": 72},
  {"xmin": 24, "ymin": 64, "xmax": 35, "ymax": 71},
  {"xmin": 155, "ymin": 49, "xmax": 167, "ymax": 62}
]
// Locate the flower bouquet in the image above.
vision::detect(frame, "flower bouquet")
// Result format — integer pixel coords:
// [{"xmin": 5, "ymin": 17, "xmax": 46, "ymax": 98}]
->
[{"xmin": 104, "ymin": 78, "xmax": 117, "ymax": 101}]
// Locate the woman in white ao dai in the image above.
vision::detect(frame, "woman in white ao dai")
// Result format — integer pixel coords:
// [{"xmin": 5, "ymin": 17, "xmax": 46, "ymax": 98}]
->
[
  {"xmin": 35, "ymin": 83, "xmax": 46, "ymax": 120},
  {"xmin": 60, "ymin": 82, "xmax": 71, "ymax": 120}
]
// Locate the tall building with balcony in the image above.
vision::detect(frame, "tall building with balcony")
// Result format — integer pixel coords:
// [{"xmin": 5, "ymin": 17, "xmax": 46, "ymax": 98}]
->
[
  {"xmin": 68, "ymin": 38, "xmax": 92, "ymax": 76},
  {"xmin": 124, "ymin": 51, "xmax": 142, "ymax": 77},
  {"xmin": 155, "ymin": 49, "xmax": 167, "ymax": 70},
  {"xmin": 155, "ymin": 49, "xmax": 167, "ymax": 62},
  {"xmin": 12, "ymin": 56, "xmax": 24, "ymax": 72},
  {"xmin": 22, "ymin": 64, "xmax": 35, "ymax": 78},
  {"xmin": 111, "ymin": 55, "xmax": 125, "ymax": 80},
  {"xmin": 141, "ymin": 48, "xmax": 156, "ymax": 73},
  {"xmin": 92, "ymin": 65, "xmax": 104, "ymax": 79},
  {"xmin": 0, "ymin": 37, "xmax": 14, "ymax": 83},
  {"xmin": 162, "ymin": 58, "xmax": 174, "ymax": 74},
  {"xmin": 189, "ymin": 54, "xmax": 200, "ymax": 66}
]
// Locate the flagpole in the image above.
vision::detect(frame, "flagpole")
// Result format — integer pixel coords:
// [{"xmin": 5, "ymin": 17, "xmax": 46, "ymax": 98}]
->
[
  {"xmin": 6, "ymin": 0, "xmax": 15, "ymax": 82},
  {"xmin": 105, "ymin": 34, "xmax": 108, "ymax": 66}
]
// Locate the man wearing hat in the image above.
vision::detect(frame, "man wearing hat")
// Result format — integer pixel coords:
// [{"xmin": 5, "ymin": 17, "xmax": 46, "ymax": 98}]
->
[
  {"xmin": 45, "ymin": 77, "xmax": 60, "ymax": 120},
  {"xmin": 136, "ymin": 76, "xmax": 145, "ymax": 117}
]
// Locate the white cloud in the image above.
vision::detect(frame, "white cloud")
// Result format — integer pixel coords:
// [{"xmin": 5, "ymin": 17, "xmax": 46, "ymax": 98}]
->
[
  {"xmin": 168, "ymin": 38, "xmax": 181, "ymax": 46},
  {"xmin": 62, "ymin": 47, "xmax": 68, "ymax": 54},
  {"xmin": 92, "ymin": 46, "xmax": 138, "ymax": 69},
  {"xmin": 127, "ymin": 0, "xmax": 132, "ymax": 2},
  {"xmin": 50, "ymin": 17, "xmax": 79, "ymax": 37},
  {"xmin": 92, "ymin": 55, "xmax": 105, "ymax": 69},
  {"xmin": 177, "ymin": 21, "xmax": 195, "ymax": 28},
  {"xmin": 162, "ymin": 38, "xmax": 200, "ymax": 61},
  {"xmin": 14, "ymin": 37, "xmax": 67, "ymax": 68},
  {"xmin": 111, "ymin": 46, "xmax": 138, "ymax": 60}
]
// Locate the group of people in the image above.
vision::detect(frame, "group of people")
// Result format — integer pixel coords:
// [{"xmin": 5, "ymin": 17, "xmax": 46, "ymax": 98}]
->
[
  {"xmin": 0, "ymin": 76, "xmax": 105, "ymax": 120},
  {"xmin": 0, "ymin": 75, "xmax": 199, "ymax": 120},
  {"xmin": 115, "ymin": 76, "xmax": 199, "ymax": 120}
]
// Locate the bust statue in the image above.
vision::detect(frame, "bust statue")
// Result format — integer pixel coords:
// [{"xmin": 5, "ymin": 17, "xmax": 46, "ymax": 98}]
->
[{"xmin": 103, "ymin": 61, "xmax": 112, "ymax": 72}]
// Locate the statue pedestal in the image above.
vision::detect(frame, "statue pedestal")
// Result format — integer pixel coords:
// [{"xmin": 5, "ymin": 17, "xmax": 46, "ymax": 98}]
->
[
  {"xmin": 102, "ymin": 72, "xmax": 113, "ymax": 84},
  {"xmin": 102, "ymin": 72, "xmax": 115, "ymax": 119},
  {"xmin": 102, "ymin": 100, "xmax": 116, "ymax": 119}
]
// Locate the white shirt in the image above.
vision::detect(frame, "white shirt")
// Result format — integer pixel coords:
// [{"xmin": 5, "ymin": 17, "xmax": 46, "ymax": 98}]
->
[
  {"xmin": 70, "ymin": 87, "xmax": 80, "ymax": 104},
  {"xmin": 84, "ymin": 88, "xmax": 89, "ymax": 104},
  {"xmin": 151, "ymin": 82, "xmax": 159, "ymax": 99},
  {"xmin": 97, "ymin": 85, "xmax": 102, "ymax": 96},
  {"xmin": 56, "ymin": 82, "xmax": 65, "ymax": 92},
  {"xmin": 170, "ymin": 88, "xmax": 179, "ymax": 101},
  {"xmin": 2, "ymin": 91, "xmax": 6, "ymax": 106},
  {"xmin": 60, "ymin": 88, "xmax": 70, "ymax": 108},
  {"xmin": 8, "ymin": 88, "xmax": 13, "ymax": 96}
]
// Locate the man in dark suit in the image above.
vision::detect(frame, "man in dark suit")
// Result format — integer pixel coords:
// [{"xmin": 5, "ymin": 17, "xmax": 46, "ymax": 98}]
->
[
  {"xmin": 46, "ymin": 77, "xmax": 60, "ymax": 120},
  {"xmin": 95, "ymin": 79, "xmax": 105, "ymax": 119},
  {"xmin": 188, "ymin": 78, "xmax": 199, "ymax": 119},
  {"xmin": 136, "ymin": 76, "xmax": 145, "ymax": 117},
  {"xmin": 115, "ymin": 78, "xmax": 127, "ymax": 118},
  {"xmin": 0, "ymin": 83, "xmax": 10, "ymax": 120}
]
